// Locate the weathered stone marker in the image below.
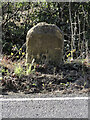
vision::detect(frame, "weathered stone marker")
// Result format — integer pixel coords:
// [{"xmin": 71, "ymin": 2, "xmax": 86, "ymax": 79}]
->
[{"xmin": 26, "ymin": 22, "xmax": 64, "ymax": 65}]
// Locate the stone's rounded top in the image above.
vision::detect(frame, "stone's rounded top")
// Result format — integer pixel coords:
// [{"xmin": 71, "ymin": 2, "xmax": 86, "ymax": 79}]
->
[{"xmin": 27, "ymin": 22, "xmax": 63, "ymax": 37}]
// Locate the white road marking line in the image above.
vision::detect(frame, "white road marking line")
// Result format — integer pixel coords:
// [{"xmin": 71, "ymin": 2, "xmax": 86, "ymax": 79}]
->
[{"xmin": 0, "ymin": 97, "xmax": 89, "ymax": 101}]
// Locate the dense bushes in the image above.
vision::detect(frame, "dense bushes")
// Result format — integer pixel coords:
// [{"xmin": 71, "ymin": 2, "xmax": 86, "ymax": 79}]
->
[{"xmin": 2, "ymin": 2, "xmax": 89, "ymax": 60}]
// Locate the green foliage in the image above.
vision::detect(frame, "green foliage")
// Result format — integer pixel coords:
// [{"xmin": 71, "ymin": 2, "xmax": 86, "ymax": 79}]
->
[
  {"xmin": 13, "ymin": 59, "xmax": 36, "ymax": 77},
  {"xmin": 2, "ymin": 2, "xmax": 89, "ymax": 61},
  {"xmin": 26, "ymin": 59, "xmax": 36, "ymax": 75},
  {"xmin": 1, "ymin": 68, "xmax": 6, "ymax": 73},
  {"xmin": 14, "ymin": 64, "xmax": 24, "ymax": 77},
  {"xmin": 32, "ymin": 83, "xmax": 37, "ymax": 86},
  {"xmin": 10, "ymin": 44, "xmax": 25, "ymax": 60},
  {"xmin": 1, "ymin": 67, "xmax": 10, "ymax": 76},
  {"xmin": 26, "ymin": 64, "xmax": 36, "ymax": 75}
]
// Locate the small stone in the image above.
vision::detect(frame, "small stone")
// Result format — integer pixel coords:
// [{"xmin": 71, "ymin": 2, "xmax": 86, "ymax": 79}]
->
[{"xmin": 26, "ymin": 22, "xmax": 64, "ymax": 65}]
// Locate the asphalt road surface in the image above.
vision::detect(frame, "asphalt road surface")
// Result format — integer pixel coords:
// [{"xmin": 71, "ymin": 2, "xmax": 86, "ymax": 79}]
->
[
  {"xmin": 0, "ymin": 97, "xmax": 89, "ymax": 119},
  {"xmin": 0, "ymin": 91, "xmax": 89, "ymax": 119}
]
